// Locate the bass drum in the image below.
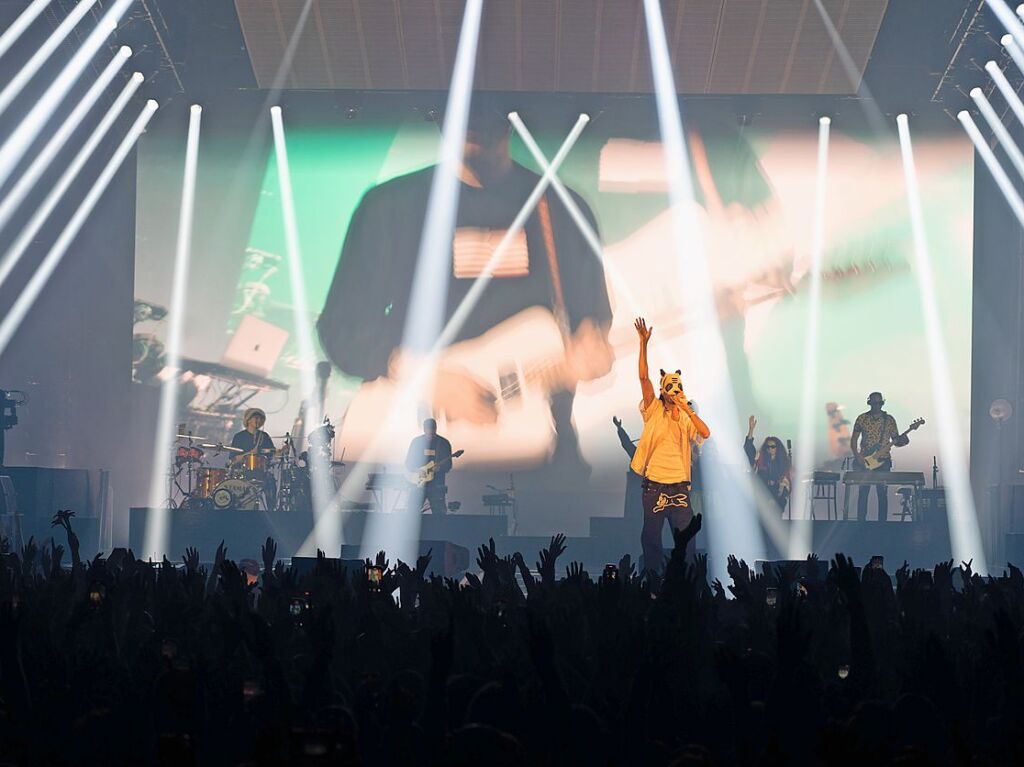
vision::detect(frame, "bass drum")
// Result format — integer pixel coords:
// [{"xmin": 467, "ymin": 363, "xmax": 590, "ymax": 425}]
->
[{"xmin": 211, "ymin": 478, "xmax": 262, "ymax": 510}]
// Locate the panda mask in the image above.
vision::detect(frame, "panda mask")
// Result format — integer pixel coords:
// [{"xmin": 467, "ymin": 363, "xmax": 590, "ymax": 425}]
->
[{"xmin": 659, "ymin": 369, "xmax": 684, "ymax": 403}]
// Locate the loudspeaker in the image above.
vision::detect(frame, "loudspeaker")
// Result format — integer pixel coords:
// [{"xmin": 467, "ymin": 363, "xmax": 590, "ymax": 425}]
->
[
  {"xmin": 756, "ymin": 559, "xmax": 830, "ymax": 583},
  {"xmin": 290, "ymin": 557, "xmax": 365, "ymax": 579},
  {"xmin": 339, "ymin": 540, "xmax": 469, "ymax": 578},
  {"xmin": 420, "ymin": 539, "xmax": 470, "ymax": 577}
]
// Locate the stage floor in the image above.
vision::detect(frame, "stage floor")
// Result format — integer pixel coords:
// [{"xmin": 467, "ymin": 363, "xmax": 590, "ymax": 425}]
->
[{"xmin": 129, "ymin": 504, "xmax": 952, "ymax": 573}]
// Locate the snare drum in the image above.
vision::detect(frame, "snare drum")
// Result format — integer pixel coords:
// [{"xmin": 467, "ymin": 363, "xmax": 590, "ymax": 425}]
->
[
  {"xmin": 197, "ymin": 467, "xmax": 227, "ymax": 498},
  {"xmin": 236, "ymin": 453, "xmax": 268, "ymax": 474}
]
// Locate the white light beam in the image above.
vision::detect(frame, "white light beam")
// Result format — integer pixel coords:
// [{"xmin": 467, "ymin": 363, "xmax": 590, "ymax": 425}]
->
[
  {"xmin": 643, "ymin": 0, "xmax": 765, "ymax": 577},
  {"xmin": 1000, "ymin": 34, "xmax": 1024, "ymax": 78},
  {"xmin": 0, "ymin": 0, "xmax": 99, "ymax": 117},
  {"xmin": 811, "ymin": 0, "xmax": 888, "ymax": 136},
  {"xmin": 0, "ymin": 100, "xmax": 159, "ymax": 361},
  {"xmin": 989, "ymin": 0, "xmax": 1024, "ymax": 49},
  {"xmin": 356, "ymin": 0, "xmax": 483, "ymax": 563},
  {"xmin": 958, "ymin": 109, "xmax": 1024, "ymax": 229},
  {"xmin": 986, "ymin": 61, "xmax": 1024, "ymax": 129},
  {"xmin": 0, "ymin": 0, "xmax": 136, "ymax": 191},
  {"xmin": 972, "ymin": 87, "xmax": 1024, "ymax": 183},
  {"xmin": 789, "ymin": 116, "xmax": 831, "ymax": 557},
  {"xmin": 401, "ymin": 0, "xmax": 483, "ymax": 357},
  {"xmin": 307, "ymin": 117, "xmax": 589, "ymax": 560},
  {"xmin": 0, "ymin": 46, "xmax": 131, "ymax": 236},
  {"xmin": 270, "ymin": 105, "xmax": 334, "ymax": 551},
  {"xmin": 0, "ymin": 72, "xmax": 143, "ymax": 292},
  {"xmin": 145, "ymin": 104, "xmax": 203, "ymax": 557},
  {"xmin": 897, "ymin": 113, "xmax": 988, "ymax": 573},
  {"xmin": 0, "ymin": 0, "xmax": 53, "ymax": 62}
]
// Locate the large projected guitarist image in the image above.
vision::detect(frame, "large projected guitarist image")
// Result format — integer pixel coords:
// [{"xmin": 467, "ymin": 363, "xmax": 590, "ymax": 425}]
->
[
  {"xmin": 850, "ymin": 391, "xmax": 925, "ymax": 522},
  {"xmin": 317, "ymin": 104, "xmax": 613, "ymax": 470}
]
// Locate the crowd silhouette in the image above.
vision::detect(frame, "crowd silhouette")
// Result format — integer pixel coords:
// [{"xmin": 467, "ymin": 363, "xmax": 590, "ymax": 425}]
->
[{"xmin": 0, "ymin": 510, "xmax": 1019, "ymax": 765}]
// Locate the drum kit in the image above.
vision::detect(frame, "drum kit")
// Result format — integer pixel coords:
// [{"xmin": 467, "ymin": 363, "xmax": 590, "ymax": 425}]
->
[{"xmin": 171, "ymin": 421, "xmax": 338, "ymax": 511}]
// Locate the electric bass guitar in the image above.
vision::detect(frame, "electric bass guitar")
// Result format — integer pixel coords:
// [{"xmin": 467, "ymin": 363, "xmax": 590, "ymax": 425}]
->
[
  {"xmin": 415, "ymin": 449, "xmax": 464, "ymax": 487},
  {"xmin": 859, "ymin": 418, "xmax": 924, "ymax": 470}
]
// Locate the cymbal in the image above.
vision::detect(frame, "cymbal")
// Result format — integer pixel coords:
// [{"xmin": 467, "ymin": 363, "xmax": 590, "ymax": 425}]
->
[
  {"xmin": 176, "ymin": 433, "xmax": 215, "ymax": 441},
  {"xmin": 200, "ymin": 442, "xmax": 244, "ymax": 453},
  {"xmin": 229, "ymin": 448, "xmax": 277, "ymax": 459}
]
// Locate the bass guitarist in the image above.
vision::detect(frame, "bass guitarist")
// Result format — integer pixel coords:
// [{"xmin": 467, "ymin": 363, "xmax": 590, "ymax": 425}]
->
[
  {"xmin": 406, "ymin": 419, "xmax": 454, "ymax": 515},
  {"xmin": 850, "ymin": 391, "xmax": 910, "ymax": 522}
]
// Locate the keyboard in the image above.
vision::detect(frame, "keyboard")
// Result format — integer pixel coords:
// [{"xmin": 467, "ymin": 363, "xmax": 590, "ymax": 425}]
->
[
  {"xmin": 842, "ymin": 471, "xmax": 925, "ymax": 487},
  {"xmin": 365, "ymin": 474, "xmax": 413, "ymax": 490}
]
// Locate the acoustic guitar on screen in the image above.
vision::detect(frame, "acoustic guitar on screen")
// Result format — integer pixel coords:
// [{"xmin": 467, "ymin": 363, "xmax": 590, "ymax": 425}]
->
[{"xmin": 859, "ymin": 417, "xmax": 925, "ymax": 470}]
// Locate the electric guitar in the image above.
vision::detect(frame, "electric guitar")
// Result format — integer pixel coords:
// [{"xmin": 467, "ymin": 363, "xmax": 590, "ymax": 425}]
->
[
  {"xmin": 415, "ymin": 449, "xmax": 464, "ymax": 487},
  {"xmin": 859, "ymin": 418, "xmax": 924, "ymax": 470}
]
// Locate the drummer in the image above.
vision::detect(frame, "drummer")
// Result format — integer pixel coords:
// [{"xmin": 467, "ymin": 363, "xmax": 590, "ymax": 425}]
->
[{"xmin": 230, "ymin": 408, "xmax": 276, "ymax": 464}]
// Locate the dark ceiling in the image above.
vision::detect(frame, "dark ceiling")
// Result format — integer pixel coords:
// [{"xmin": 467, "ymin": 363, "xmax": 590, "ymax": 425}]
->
[
  {"xmin": 233, "ymin": 0, "xmax": 889, "ymax": 95},
  {"xmin": 0, "ymin": 0, "xmax": 1014, "ymax": 125}
]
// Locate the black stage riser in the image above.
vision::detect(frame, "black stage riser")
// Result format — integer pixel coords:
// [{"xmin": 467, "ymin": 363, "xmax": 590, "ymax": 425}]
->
[
  {"xmin": 766, "ymin": 518, "xmax": 952, "ymax": 569},
  {"xmin": 128, "ymin": 508, "xmax": 506, "ymax": 562}
]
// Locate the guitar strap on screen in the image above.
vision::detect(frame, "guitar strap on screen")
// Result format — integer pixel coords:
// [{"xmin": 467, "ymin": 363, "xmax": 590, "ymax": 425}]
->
[{"xmin": 537, "ymin": 195, "xmax": 571, "ymax": 340}]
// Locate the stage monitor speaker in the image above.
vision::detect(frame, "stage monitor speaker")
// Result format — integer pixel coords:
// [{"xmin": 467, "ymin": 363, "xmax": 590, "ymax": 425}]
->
[
  {"xmin": 339, "ymin": 540, "xmax": 469, "ymax": 578},
  {"xmin": 756, "ymin": 559, "xmax": 830, "ymax": 583},
  {"xmin": 290, "ymin": 557, "xmax": 366, "ymax": 579}
]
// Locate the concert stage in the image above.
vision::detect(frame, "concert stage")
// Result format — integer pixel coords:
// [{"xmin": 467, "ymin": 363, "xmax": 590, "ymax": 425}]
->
[
  {"xmin": 129, "ymin": 501, "xmax": 953, "ymax": 575},
  {"xmin": 128, "ymin": 507, "xmax": 508, "ymax": 564}
]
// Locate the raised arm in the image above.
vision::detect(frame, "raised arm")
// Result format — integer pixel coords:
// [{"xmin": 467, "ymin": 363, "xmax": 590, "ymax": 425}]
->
[{"xmin": 635, "ymin": 317, "xmax": 655, "ymax": 408}]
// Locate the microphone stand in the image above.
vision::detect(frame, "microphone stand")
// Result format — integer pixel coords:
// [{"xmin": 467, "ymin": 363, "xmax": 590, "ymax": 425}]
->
[{"xmin": 786, "ymin": 439, "xmax": 794, "ymax": 519}]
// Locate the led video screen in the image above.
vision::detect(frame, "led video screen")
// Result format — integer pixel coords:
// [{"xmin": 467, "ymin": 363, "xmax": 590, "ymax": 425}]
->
[{"xmin": 134, "ymin": 104, "xmax": 973, "ymax": 518}]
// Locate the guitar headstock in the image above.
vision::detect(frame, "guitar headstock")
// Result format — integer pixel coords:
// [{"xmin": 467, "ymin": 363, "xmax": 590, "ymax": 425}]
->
[
  {"xmin": 452, "ymin": 449, "xmax": 466, "ymax": 458},
  {"xmin": 908, "ymin": 418, "xmax": 925, "ymax": 431}
]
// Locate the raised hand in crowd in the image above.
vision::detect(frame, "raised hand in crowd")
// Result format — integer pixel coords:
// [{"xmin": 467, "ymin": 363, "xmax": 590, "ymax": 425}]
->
[{"xmin": 0, "ymin": 519, "xmax": 1016, "ymax": 766}]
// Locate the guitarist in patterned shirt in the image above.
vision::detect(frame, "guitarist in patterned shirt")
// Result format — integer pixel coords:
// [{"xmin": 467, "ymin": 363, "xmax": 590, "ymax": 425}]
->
[{"xmin": 850, "ymin": 392, "xmax": 910, "ymax": 522}]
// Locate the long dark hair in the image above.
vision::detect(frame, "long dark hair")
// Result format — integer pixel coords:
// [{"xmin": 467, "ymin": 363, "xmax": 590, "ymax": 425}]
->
[{"xmin": 755, "ymin": 436, "xmax": 791, "ymax": 477}]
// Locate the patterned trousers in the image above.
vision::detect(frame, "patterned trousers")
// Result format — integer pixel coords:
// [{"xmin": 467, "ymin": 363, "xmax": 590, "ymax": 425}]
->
[{"xmin": 640, "ymin": 478, "xmax": 693, "ymax": 573}]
